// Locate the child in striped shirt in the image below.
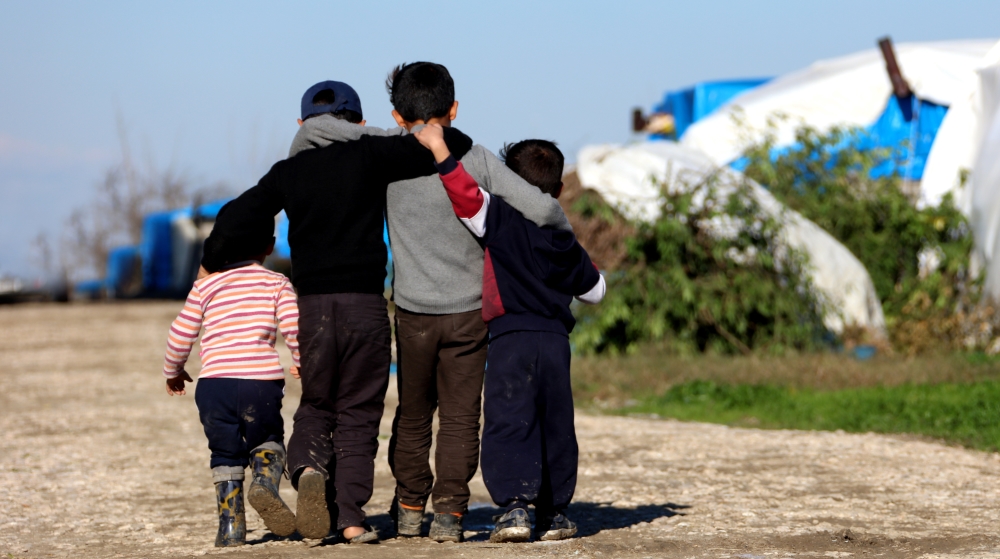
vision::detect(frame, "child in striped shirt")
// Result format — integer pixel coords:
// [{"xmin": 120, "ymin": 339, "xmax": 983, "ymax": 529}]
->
[{"xmin": 162, "ymin": 211, "xmax": 300, "ymax": 547}]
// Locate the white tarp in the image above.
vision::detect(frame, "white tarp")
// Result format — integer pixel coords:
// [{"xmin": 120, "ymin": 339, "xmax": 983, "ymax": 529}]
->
[
  {"xmin": 680, "ymin": 40, "xmax": 996, "ymax": 176},
  {"xmin": 966, "ymin": 42, "xmax": 1000, "ymax": 298},
  {"xmin": 577, "ymin": 142, "xmax": 886, "ymax": 334}
]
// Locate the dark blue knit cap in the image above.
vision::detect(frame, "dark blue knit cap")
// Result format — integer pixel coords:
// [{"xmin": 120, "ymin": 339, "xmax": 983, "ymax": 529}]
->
[{"xmin": 300, "ymin": 80, "xmax": 363, "ymax": 120}]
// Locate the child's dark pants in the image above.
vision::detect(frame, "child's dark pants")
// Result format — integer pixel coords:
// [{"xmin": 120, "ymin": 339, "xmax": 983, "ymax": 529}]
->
[
  {"xmin": 480, "ymin": 331, "xmax": 578, "ymax": 515},
  {"xmin": 195, "ymin": 378, "xmax": 286, "ymax": 476},
  {"xmin": 389, "ymin": 307, "xmax": 488, "ymax": 514},
  {"xmin": 286, "ymin": 293, "xmax": 392, "ymax": 530}
]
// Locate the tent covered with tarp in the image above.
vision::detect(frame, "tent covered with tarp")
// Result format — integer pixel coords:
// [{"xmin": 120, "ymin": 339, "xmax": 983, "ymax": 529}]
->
[
  {"xmin": 677, "ymin": 40, "xmax": 996, "ymax": 193},
  {"xmin": 576, "ymin": 142, "xmax": 886, "ymax": 335},
  {"xmin": 919, "ymin": 41, "xmax": 1000, "ymax": 298}
]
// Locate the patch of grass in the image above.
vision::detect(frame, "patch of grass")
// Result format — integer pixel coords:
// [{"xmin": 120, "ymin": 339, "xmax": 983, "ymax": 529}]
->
[
  {"xmin": 620, "ymin": 380, "xmax": 1000, "ymax": 451},
  {"xmin": 571, "ymin": 347, "xmax": 1000, "ymax": 450}
]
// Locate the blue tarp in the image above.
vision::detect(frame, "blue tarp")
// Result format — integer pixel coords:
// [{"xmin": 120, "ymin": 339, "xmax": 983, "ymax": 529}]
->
[
  {"xmin": 139, "ymin": 199, "xmax": 230, "ymax": 296},
  {"xmin": 105, "ymin": 245, "xmax": 139, "ymax": 296},
  {"xmin": 729, "ymin": 95, "xmax": 949, "ymax": 181},
  {"xmin": 654, "ymin": 79, "xmax": 770, "ymax": 138}
]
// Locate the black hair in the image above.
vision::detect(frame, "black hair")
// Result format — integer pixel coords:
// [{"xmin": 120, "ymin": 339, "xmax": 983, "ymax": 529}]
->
[
  {"xmin": 202, "ymin": 205, "xmax": 276, "ymax": 272},
  {"xmin": 500, "ymin": 140, "xmax": 565, "ymax": 197},
  {"xmin": 385, "ymin": 62, "xmax": 455, "ymax": 122},
  {"xmin": 303, "ymin": 88, "xmax": 363, "ymax": 123}
]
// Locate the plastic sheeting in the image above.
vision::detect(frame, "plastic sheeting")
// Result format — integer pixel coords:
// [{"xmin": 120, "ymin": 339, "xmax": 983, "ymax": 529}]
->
[
  {"xmin": 576, "ymin": 142, "xmax": 886, "ymax": 334},
  {"xmin": 966, "ymin": 43, "xmax": 1000, "ymax": 299},
  {"xmin": 680, "ymin": 41, "xmax": 996, "ymax": 175},
  {"xmin": 654, "ymin": 79, "xmax": 770, "ymax": 138},
  {"xmin": 922, "ymin": 41, "xmax": 1000, "ymax": 210}
]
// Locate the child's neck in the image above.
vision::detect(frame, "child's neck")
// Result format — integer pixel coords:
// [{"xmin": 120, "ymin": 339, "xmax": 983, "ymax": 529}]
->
[{"xmin": 405, "ymin": 117, "xmax": 452, "ymax": 131}]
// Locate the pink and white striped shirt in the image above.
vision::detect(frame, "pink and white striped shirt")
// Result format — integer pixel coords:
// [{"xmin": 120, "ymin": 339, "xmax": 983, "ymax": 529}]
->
[{"xmin": 163, "ymin": 263, "xmax": 300, "ymax": 380}]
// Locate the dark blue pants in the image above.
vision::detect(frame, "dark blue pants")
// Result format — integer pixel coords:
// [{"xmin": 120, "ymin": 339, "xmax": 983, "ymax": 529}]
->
[
  {"xmin": 195, "ymin": 378, "xmax": 285, "ymax": 469},
  {"xmin": 480, "ymin": 331, "xmax": 578, "ymax": 514}
]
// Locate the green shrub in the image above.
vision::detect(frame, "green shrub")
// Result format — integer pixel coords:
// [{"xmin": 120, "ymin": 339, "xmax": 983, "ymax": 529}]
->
[
  {"xmin": 571, "ymin": 172, "xmax": 824, "ymax": 355},
  {"xmin": 739, "ymin": 124, "xmax": 977, "ymax": 351}
]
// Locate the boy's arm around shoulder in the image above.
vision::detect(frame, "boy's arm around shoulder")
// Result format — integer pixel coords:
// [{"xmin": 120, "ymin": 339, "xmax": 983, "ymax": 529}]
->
[
  {"xmin": 531, "ymin": 227, "xmax": 606, "ymax": 304},
  {"xmin": 201, "ymin": 163, "xmax": 284, "ymax": 272},
  {"xmin": 478, "ymin": 149, "xmax": 572, "ymax": 232},
  {"xmin": 363, "ymin": 127, "xmax": 474, "ymax": 185}
]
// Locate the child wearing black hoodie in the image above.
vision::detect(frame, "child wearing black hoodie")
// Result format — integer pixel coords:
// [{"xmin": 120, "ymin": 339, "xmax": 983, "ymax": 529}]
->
[{"xmin": 413, "ymin": 124, "xmax": 606, "ymax": 543}]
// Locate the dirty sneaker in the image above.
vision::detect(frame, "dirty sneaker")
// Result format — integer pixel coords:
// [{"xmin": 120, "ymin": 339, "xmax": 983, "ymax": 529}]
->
[
  {"xmin": 429, "ymin": 513, "xmax": 463, "ymax": 542},
  {"xmin": 535, "ymin": 513, "xmax": 577, "ymax": 541},
  {"xmin": 489, "ymin": 508, "xmax": 530, "ymax": 543},
  {"xmin": 294, "ymin": 470, "xmax": 331, "ymax": 539},
  {"xmin": 390, "ymin": 498, "xmax": 425, "ymax": 538}
]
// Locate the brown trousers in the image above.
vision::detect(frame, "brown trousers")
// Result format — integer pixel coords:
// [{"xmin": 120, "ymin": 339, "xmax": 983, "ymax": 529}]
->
[{"xmin": 388, "ymin": 307, "xmax": 488, "ymax": 514}]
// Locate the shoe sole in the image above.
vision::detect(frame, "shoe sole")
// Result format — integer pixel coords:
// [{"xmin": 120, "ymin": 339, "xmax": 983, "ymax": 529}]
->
[
  {"xmin": 538, "ymin": 526, "xmax": 578, "ymax": 541},
  {"xmin": 429, "ymin": 532, "xmax": 463, "ymax": 543},
  {"xmin": 295, "ymin": 473, "xmax": 331, "ymax": 539},
  {"xmin": 347, "ymin": 529, "xmax": 379, "ymax": 544},
  {"xmin": 489, "ymin": 526, "xmax": 531, "ymax": 543},
  {"xmin": 247, "ymin": 481, "xmax": 296, "ymax": 537}
]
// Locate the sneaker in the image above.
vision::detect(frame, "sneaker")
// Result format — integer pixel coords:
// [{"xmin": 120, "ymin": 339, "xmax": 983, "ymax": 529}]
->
[
  {"xmin": 390, "ymin": 498, "xmax": 425, "ymax": 538},
  {"xmin": 294, "ymin": 470, "xmax": 331, "ymax": 539},
  {"xmin": 489, "ymin": 508, "xmax": 531, "ymax": 543},
  {"xmin": 535, "ymin": 513, "xmax": 577, "ymax": 541},
  {"xmin": 429, "ymin": 513, "xmax": 463, "ymax": 542}
]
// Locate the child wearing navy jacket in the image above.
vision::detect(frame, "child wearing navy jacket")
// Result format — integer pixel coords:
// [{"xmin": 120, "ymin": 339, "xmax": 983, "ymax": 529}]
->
[{"xmin": 413, "ymin": 124, "xmax": 606, "ymax": 543}]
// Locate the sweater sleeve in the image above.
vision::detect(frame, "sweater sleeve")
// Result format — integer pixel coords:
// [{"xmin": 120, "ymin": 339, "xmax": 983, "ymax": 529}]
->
[
  {"xmin": 437, "ymin": 157, "xmax": 490, "ymax": 237},
  {"xmin": 479, "ymin": 149, "xmax": 572, "ymax": 232},
  {"xmin": 362, "ymin": 127, "xmax": 474, "ymax": 186},
  {"xmin": 163, "ymin": 285, "xmax": 204, "ymax": 378},
  {"xmin": 201, "ymin": 163, "xmax": 285, "ymax": 272},
  {"xmin": 275, "ymin": 280, "xmax": 301, "ymax": 367},
  {"xmin": 531, "ymin": 230, "xmax": 603, "ymax": 300}
]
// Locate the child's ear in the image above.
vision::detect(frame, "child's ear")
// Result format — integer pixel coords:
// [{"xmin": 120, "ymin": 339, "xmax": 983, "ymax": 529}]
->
[
  {"xmin": 297, "ymin": 118, "xmax": 304, "ymax": 127},
  {"xmin": 266, "ymin": 237, "xmax": 276, "ymax": 256},
  {"xmin": 391, "ymin": 110, "xmax": 408, "ymax": 128},
  {"xmin": 448, "ymin": 101, "xmax": 459, "ymax": 121},
  {"xmin": 554, "ymin": 182, "xmax": 564, "ymax": 199}
]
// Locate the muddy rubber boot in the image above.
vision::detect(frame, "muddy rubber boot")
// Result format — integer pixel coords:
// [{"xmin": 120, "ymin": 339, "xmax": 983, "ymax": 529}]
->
[
  {"xmin": 214, "ymin": 480, "xmax": 247, "ymax": 547},
  {"xmin": 429, "ymin": 513, "xmax": 463, "ymax": 543},
  {"xmin": 295, "ymin": 470, "xmax": 331, "ymax": 539},
  {"xmin": 390, "ymin": 498, "xmax": 425, "ymax": 538},
  {"xmin": 247, "ymin": 443, "xmax": 296, "ymax": 537}
]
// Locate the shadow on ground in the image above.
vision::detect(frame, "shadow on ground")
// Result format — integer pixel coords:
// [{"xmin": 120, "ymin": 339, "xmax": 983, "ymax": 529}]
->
[{"xmin": 355, "ymin": 501, "xmax": 690, "ymax": 542}]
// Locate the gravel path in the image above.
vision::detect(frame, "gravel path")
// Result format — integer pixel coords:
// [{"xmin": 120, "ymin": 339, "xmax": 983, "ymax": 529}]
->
[{"xmin": 1, "ymin": 302, "xmax": 999, "ymax": 558}]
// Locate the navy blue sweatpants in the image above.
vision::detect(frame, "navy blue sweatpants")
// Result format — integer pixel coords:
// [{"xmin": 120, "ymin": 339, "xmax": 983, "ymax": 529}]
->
[
  {"xmin": 194, "ymin": 378, "xmax": 285, "ymax": 469},
  {"xmin": 480, "ymin": 331, "xmax": 578, "ymax": 514}
]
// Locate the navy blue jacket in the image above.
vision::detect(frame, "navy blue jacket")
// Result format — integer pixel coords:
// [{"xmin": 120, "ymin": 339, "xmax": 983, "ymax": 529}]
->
[{"xmin": 479, "ymin": 194, "xmax": 601, "ymax": 337}]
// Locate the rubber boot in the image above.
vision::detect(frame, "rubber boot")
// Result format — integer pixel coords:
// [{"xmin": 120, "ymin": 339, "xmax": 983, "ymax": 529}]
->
[
  {"xmin": 247, "ymin": 443, "xmax": 296, "ymax": 537},
  {"xmin": 215, "ymin": 480, "xmax": 247, "ymax": 547}
]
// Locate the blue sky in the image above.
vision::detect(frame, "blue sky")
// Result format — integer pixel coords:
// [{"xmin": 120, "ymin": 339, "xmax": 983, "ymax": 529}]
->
[{"xmin": 2, "ymin": 0, "xmax": 999, "ymax": 277}]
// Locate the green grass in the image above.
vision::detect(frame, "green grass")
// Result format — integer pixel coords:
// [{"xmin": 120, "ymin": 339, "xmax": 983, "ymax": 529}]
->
[
  {"xmin": 620, "ymin": 380, "xmax": 1000, "ymax": 451},
  {"xmin": 571, "ymin": 348, "xmax": 1000, "ymax": 451}
]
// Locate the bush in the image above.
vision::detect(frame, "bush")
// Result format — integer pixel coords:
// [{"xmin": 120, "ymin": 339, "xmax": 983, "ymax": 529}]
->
[
  {"xmin": 739, "ymin": 124, "xmax": 978, "ymax": 352},
  {"xmin": 571, "ymin": 170, "xmax": 825, "ymax": 355}
]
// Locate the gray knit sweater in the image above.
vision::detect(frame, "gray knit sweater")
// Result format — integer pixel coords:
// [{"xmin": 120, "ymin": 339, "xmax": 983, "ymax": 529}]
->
[{"xmin": 288, "ymin": 115, "xmax": 572, "ymax": 314}]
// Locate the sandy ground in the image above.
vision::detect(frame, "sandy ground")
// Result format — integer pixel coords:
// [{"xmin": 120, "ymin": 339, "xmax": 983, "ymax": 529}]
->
[{"xmin": 2, "ymin": 302, "xmax": 1000, "ymax": 559}]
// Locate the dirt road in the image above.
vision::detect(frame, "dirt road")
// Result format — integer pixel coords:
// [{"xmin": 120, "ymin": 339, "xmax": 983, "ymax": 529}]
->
[{"xmin": 1, "ymin": 302, "xmax": 999, "ymax": 558}]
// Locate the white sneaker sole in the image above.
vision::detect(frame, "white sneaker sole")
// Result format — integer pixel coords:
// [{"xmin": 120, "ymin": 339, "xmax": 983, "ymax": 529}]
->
[
  {"xmin": 538, "ymin": 526, "xmax": 577, "ymax": 541},
  {"xmin": 490, "ymin": 526, "xmax": 531, "ymax": 543}
]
